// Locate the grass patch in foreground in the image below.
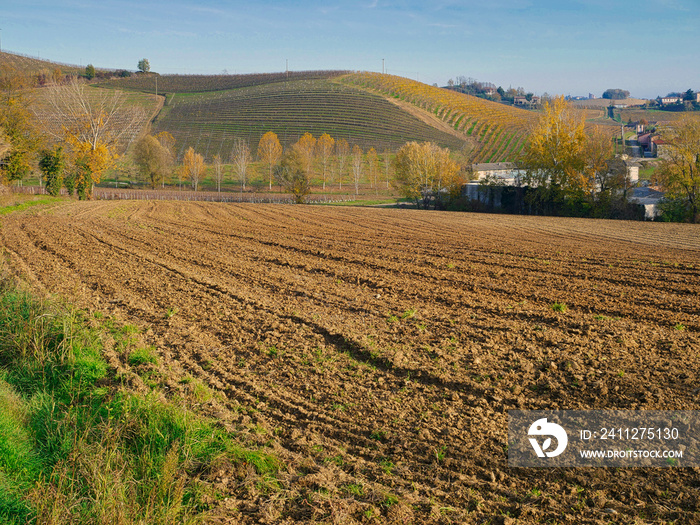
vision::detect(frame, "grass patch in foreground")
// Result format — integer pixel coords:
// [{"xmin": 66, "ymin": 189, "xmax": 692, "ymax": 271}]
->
[
  {"xmin": 0, "ymin": 280, "xmax": 279, "ymax": 524},
  {"xmin": 0, "ymin": 194, "xmax": 63, "ymax": 215}
]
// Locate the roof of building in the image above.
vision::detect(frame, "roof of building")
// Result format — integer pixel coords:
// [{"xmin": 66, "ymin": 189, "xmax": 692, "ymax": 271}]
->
[{"xmin": 472, "ymin": 162, "xmax": 518, "ymax": 171}]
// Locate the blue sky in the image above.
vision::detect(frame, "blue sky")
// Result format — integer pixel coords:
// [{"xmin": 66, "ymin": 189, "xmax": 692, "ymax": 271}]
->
[{"xmin": 2, "ymin": 0, "xmax": 698, "ymax": 98}]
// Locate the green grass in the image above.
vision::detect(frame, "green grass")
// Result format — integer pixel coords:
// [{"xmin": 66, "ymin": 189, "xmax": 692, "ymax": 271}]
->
[
  {"xmin": 551, "ymin": 302, "xmax": 568, "ymax": 313},
  {"xmin": 0, "ymin": 279, "xmax": 279, "ymax": 524},
  {"xmin": 0, "ymin": 195, "xmax": 63, "ymax": 216}
]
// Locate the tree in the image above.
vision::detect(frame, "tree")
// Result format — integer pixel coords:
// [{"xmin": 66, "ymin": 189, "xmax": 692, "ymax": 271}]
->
[
  {"xmin": 181, "ymin": 147, "xmax": 205, "ymax": 191},
  {"xmin": 39, "ymin": 146, "xmax": 65, "ymax": 196},
  {"xmin": 367, "ymin": 147, "xmax": 379, "ymax": 192},
  {"xmin": 335, "ymin": 138, "xmax": 349, "ymax": 190},
  {"xmin": 316, "ymin": 133, "xmax": 335, "ymax": 190},
  {"xmin": 274, "ymin": 148, "xmax": 310, "ymax": 203},
  {"xmin": 683, "ymin": 89, "xmax": 696, "ymax": 102},
  {"xmin": 657, "ymin": 115, "xmax": 700, "ymax": 222},
  {"xmin": 232, "ymin": 138, "xmax": 251, "ymax": 191},
  {"xmin": 133, "ymin": 134, "xmax": 172, "ymax": 189},
  {"xmin": 257, "ymin": 131, "xmax": 282, "ymax": 190},
  {"xmin": 85, "ymin": 64, "xmax": 96, "ymax": 80},
  {"xmin": 212, "ymin": 154, "xmax": 224, "ymax": 192},
  {"xmin": 154, "ymin": 131, "xmax": 175, "ymax": 187},
  {"xmin": 602, "ymin": 89, "xmax": 630, "ymax": 100},
  {"xmin": 293, "ymin": 132, "xmax": 316, "ymax": 181},
  {"xmin": 0, "ymin": 130, "xmax": 11, "ymax": 160},
  {"xmin": 0, "ymin": 71, "xmax": 40, "ymax": 184},
  {"xmin": 392, "ymin": 141, "xmax": 461, "ymax": 209},
  {"xmin": 138, "ymin": 59, "xmax": 151, "ymax": 73},
  {"xmin": 351, "ymin": 144, "xmax": 363, "ymax": 198},
  {"xmin": 38, "ymin": 78, "xmax": 145, "ymax": 198},
  {"xmin": 583, "ymin": 127, "xmax": 618, "ymax": 198},
  {"xmin": 522, "ymin": 95, "xmax": 588, "ymax": 211},
  {"xmin": 382, "ymin": 149, "xmax": 392, "ymax": 190}
]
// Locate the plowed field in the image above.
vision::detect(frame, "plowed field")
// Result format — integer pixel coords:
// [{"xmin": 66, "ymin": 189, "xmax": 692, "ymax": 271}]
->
[{"xmin": 2, "ymin": 200, "xmax": 700, "ymax": 524}]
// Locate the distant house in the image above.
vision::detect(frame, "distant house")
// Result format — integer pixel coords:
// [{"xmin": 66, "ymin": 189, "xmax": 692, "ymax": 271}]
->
[
  {"xmin": 513, "ymin": 96, "xmax": 539, "ymax": 106},
  {"xmin": 470, "ymin": 162, "xmax": 524, "ymax": 184},
  {"xmin": 464, "ymin": 163, "xmax": 525, "ymax": 206},
  {"xmin": 638, "ymin": 133, "xmax": 661, "ymax": 157},
  {"xmin": 628, "ymin": 187, "xmax": 664, "ymax": 220},
  {"xmin": 661, "ymin": 96, "xmax": 682, "ymax": 105}
]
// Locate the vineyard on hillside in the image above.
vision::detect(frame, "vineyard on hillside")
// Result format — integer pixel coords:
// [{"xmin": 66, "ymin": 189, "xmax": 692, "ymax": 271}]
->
[
  {"xmin": 101, "ymin": 70, "xmax": 352, "ymax": 94},
  {"xmin": 340, "ymin": 72, "xmax": 539, "ymax": 163},
  {"xmin": 151, "ymin": 79, "xmax": 466, "ymax": 160}
]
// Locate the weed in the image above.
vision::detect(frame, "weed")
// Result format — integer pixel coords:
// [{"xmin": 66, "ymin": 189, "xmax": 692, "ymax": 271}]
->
[
  {"xmin": 379, "ymin": 458, "xmax": 394, "ymax": 475},
  {"xmin": 165, "ymin": 306, "xmax": 179, "ymax": 318},
  {"xmin": 674, "ymin": 323, "xmax": 686, "ymax": 331},
  {"xmin": 383, "ymin": 493, "xmax": 399, "ymax": 507},
  {"xmin": 401, "ymin": 308, "xmax": 416, "ymax": 319},
  {"xmin": 324, "ymin": 455, "xmax": 344, "ymax": 466},
  {"xmin": 370, "ymin": 429, "xmax": 387, "ymax": 441},
  {"xmin": 128, "ymin": 345, "xmax": 158, "ymax": 366},
  {"xmin": 345, "ymin": 483, "xmax": 364, "ymax": 497},
  {"xmin": 434, "ymin": 445, "xmax": 447, "ymax": 462},
  {"xmin": 551, "ymin": 302, "xmax": 567, "ymax": 313},
  {"xmin": 387, "ymin": 315, "xmax": 399, "ymax": 324}
]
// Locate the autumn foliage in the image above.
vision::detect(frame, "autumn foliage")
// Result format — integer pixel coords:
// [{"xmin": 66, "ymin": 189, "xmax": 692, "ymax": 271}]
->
[{"xmin": 393, "ymin": 141, "xmax": 462, "ymax": 209}]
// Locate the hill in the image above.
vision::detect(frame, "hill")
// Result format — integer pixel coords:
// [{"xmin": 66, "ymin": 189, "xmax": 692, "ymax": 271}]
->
[
  {"xmin": 0, "ymin": 50, "xmax": 85, "ymax": 78},
  {"xmin": 340, "ymin": 72, "xmax": 538, "ymax": 163},
  {"xmin": 151, "ymin": 78, "xmax": 467, "ymax": 159},
  {"xmin": 100, "ymin": 70, "xmax": 351, "ymax": 93}
]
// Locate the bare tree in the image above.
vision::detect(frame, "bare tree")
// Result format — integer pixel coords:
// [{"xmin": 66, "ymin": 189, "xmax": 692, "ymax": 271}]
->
[
  {"xmin": 351, "ymin": 144, "xmax": 363, "ymax": 199},
  {"xmin": 36, "ymin": 78, "xmax": 145, "ymax": 198},
  {"xmin": 382, "ymin": 148, "xmax": 392, "ymax": 190},
  {"xmin": 232, "ymin": 138, "xmax": 251, "ymax": 191},
  {"xmin": 316, "ymin": 133, "xmax": 335, "ymax": 191},
  {"xmin": 213, "ymin": 154, "xmax": 224, "ymax": 193}
]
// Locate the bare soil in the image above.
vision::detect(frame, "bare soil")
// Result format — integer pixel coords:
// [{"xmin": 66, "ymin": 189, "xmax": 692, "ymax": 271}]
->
[{"xmin": 2, "ymin": 200, "xmax": 699, "ymax": 524}]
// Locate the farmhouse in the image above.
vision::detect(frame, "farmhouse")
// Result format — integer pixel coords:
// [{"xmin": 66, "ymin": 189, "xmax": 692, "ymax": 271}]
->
[
  {"xmin": 513, "ymin": 96, "xmax": 539, "ymax": 106},
  {"xmin": 463, "ymin": 163, "xmax": 525, "ymax": 206},
  {"xmin": 628, "ymin": 187, "xmax": 664, "ymax": 220},
  {"xmin": 661, "ymin": 96, "xmax": 682, "ymax": 105}
]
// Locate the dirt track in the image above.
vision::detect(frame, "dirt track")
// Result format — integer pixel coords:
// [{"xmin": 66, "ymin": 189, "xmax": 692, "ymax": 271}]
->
[{"xmin": 2, "ymin": 200, "xmax": 700, "ymax": 524}]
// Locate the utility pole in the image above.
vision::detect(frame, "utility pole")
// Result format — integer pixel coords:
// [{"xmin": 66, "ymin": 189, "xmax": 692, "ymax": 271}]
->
[{"xmin": 382, "ymin": 58, "xmax": 384, "ymax": 75}]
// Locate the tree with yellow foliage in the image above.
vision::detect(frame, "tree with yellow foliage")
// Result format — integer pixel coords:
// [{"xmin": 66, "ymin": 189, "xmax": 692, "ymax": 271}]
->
[
  {"xmin": 393, "ymin": 141, "xmax": 461, "ymax": 209},
  {"xmin": 521, "ymin": 95, "xmax": 588, "ymax": 213},
  {"xmin": 181, "ymin": 147, "xmax": 206, "ymax": 191},
  {"xmin": 293, "ymin": 132, "xmax": 316, "ymax": 181},
  {"xmin": 657, "ymin": 115, "xmax": 700, "ymax": 222},
  {"xmin": 257, "ymin": 131, "xmax": 282, "ymax": 190}
]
